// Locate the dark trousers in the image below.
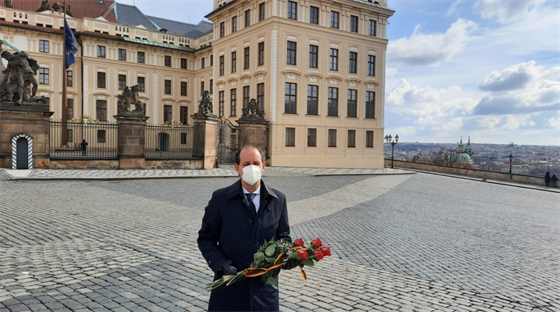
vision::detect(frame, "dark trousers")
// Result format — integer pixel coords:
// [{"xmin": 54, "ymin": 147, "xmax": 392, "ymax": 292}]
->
[{"xmin": 545, "ymin": 181, "xmax": 550, "ymax": 186}]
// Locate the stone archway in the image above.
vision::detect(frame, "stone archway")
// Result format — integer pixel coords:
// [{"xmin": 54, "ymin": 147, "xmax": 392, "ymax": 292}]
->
[{"xmin": 11, "ymin": 133, "xmax": 33, "ymax": 169}]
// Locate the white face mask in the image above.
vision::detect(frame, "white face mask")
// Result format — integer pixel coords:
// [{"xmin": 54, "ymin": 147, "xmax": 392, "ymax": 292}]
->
[{"xmin": 241, "ymin": 165, "xmax": 262, "ymax": 186}]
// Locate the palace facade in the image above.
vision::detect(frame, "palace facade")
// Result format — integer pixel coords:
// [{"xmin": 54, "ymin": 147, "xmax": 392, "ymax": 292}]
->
[{"xmin": 0, "ymin": 0, "xmax": 394, "ymax": 168}]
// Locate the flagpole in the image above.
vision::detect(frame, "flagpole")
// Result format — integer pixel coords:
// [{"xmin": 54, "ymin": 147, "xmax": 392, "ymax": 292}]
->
[{"xmin": 61, "ymin": 0, "xmax": 69, "ymax": 146}]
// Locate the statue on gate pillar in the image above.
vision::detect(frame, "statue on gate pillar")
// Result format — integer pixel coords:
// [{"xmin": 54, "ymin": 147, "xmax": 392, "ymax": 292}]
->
[
  {"xmin": 117, "ymin": 85, "xmax": 145, "ymax": 115},
  {"xmin": 238, "ymin": 98, "xmax": 266, "ymax": 123}
]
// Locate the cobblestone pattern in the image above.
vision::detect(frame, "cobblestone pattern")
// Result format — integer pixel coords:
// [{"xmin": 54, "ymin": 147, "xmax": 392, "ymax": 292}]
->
[{"xmin": 0, "ymin": 174, "xmax": 558, "ymax": 311}]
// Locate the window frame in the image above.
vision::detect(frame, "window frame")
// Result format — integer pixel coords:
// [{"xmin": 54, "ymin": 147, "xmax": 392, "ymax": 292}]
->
[
  {"xmin": 307, "ymin": 85, "xmax": 318, "ymax": 115},
  {"xmin": 118, "ymin": 74, "xmax": 127, "ymax": 91},
  {"xmin": 368, "ymin": 55, "xmax": 376, "ymax": 76},
  {"xmin": 285, "ymin": 82, "xmax": 297, "ymax": 114},
  {"xmin": 287, "ymin": 41, "xmax": 297, "ymax": 65},
  {"xmin": 347, "ymin": 89, "xmax": 357, "ymax": 118},
  {"xmin": 137, "ymin": 51, "xmax": 145, "ymax": 64},
  {"xmin": 164, "ymin": 79, "xmax": 172, "ymax": 95},
  {"xmin": 366, "ymin": 131, "xmax": 374, "ymax": 148},
  {"xmin": 138, "ymin": 76, "xmax": 146, "ymax": 92},
  {"xmin": 348, "ymin": 130, "xmax": 356, "ymax": 148},
  {"xmin": 328, "ymin": 87, "xmax": 338, "ymax": 116},
  {"xmin": 231, "ymin": 51, "xmax": 237, "ymax": 73},
  {"xmin": 243, "ymin": 86, "xmax": 250, "ymax": 109},
  {"xmin": 232, "ymin": 16, "xmax": 237, "ymax": 32},
  {"xmin": 259, "ymin": 3, "xmax": 266, "ymax": 21},
  {"xmin": 39, "ymin": 39, "xmax": 49, "ymax": 53},
  {"xmin": 96, "ymin": 100, "xmax": 107, "ymax": 121},
  {"xmin": 287, "ymin": 1, "xmax": 297, "ymax": 20},
  {"xmin": 244, "ymin": 47, "xmax": 250, "ymax": 70},
  {"xmin": 257, "ymin": 83, "xmax": 265, "ymax": 112},
  {"xmin": 220, "ymin": 22, "xmax": 225, "ymax": 38},
  {"xmin": 66, "ymin": 70, "xmax": 73, "ymax": 87},
  {"xmin": 181, "ymin": 81, "xmax": 188, "ymax": 96},
  {"xmin": 245, "ymin": 9, "xmax": 251, "ymax": 27},
  {"xmin": 310, "ymin": 6, "xmax": 319, "ymax": 24},
  {"xmin": 181, "ymin": 58, "xmax": 188, "ymax": 69},
  {"xmin": 97, "ymin": 72, "xmax": 106, "ymax": 89},
  {"xmin": 331, "ymin": 11, "xmax": 339, "ymax": 29},
  {"xmin": 163, "ymin": 105, "xmax": 173, "ymax": 123},
  {"xmin": 309, "ymin": 44, "xmax": 318, "ymax": 68},
  {"xmin": 230, "ymin": 88, "xmax": 237, "ymax": 116},
  {"xmin": 165, "ymin": 55, "xmax": 172, "ymax": 67},
  {"xmin": 307, "ymin": 128, "xmax": 317, "ymax": 147},
  {"xmin": 39, "ymin": 68, "xmax": 49, "ymax": 85},
  {"xmin": 219, "ymin": 91, "xmax": 225, "ymax": 117},
  {"xmin": 258, "ymin": 42, "xmax": 265, "ymax": 66},
  {"xmin": 118, "ymin": 48, "xmax": 126, "ymax": 61},
  {"xmin": 350, "ymin": 15, "xmax": 359, "ymax": 32},
  {"xmin": 328, "ymin": 129, "xmax": 337, "ymax": 147},
  {"xmin": 349, "ymin": 52, "xmax": 358, "ymax": 74},
  {"xmin": 220, "ymin": 55, "xmax": 225, "ymax": 76},
  {"xmin": 97, "ymin": 45, "xmax": 106, "ymax": 58},
  {"xmin": 366, "ymin": 91, "xmax": 375, "ymax": 119},
  {"xmin": 369, "ymin": 20, "xmax": 377, "ymax": 36},
  {"xmin": 180, "ymin": 106, "xmax": 189, "ymax": 125},
  {"xmin": 330, "ymin": 48, "xmax": 339, "ymax": 71},
  {"xmin": 285, "ymin": 127, "xmax": 296, "ymax": 147}
]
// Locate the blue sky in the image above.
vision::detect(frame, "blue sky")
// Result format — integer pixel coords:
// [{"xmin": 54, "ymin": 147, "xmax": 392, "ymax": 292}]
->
[{"xmin": 117, "ymin": 0, "xmax": 560, "ymax": 146}]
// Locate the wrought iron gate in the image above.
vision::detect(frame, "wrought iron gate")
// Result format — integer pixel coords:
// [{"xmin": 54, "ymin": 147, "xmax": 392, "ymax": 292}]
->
[{"xmin": 217, "ymin": 117, "xmax": 238, "ymax": 164}]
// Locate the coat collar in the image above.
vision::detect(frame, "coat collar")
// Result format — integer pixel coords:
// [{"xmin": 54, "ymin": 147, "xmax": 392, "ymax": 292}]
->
[{"xmin": 226, "ymin": 179, "xmax": 279, "ymax": 200}]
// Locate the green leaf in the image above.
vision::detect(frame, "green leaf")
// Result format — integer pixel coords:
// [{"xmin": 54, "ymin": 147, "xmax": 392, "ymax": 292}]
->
[
  {"xmin": 265, "ymin": 245, "xmax": 276, "ymax": 257},
  {"xmin": 267, "ymin": 276, "xmax": 278, "ymax": 288},
  {"xmin": 266, "ymin": 257, "xmax": 276, "ymax": 264},
  {"xmin": 288, "ymin": 252, "xmax": 301, "ymax": 260},
  {"xmin": 302, "ymin": 260, "xmax": 314, "ymax": 267},
  {"xmin": 254, "ymin": 252, "xmax": 265, "ymax": 261}
]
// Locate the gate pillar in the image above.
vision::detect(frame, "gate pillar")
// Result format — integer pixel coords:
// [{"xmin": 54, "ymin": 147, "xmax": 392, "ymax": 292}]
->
[
  {"xmin": 114, "ymin": 114, "xmax": 149, "ymax": 169},
  {"xmin": 237, "ymin": 121, "xmax": 268, "ymax": 159},
  {"xmin": 192, "ymin": 114, "xmax": 219, "ymax": 170},
  {"xmin": 0, "ymin": 102, "xmax": 53, "ymax": 169}
]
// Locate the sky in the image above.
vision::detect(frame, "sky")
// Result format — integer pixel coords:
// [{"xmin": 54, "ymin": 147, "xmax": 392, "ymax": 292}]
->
[{"xmin": 116, "ymin": 0, "xmax": 560, "ymax": 146}]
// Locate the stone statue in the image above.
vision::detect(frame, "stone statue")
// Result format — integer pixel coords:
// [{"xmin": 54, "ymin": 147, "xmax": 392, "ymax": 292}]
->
[
  {"xmin": 0, "ymin": 47, "xmax": 44, "ymax": 105},
  {"xmin": 197, "ymin": 90, "xmax": 214, "ymax": 115},
  {"xmin": 51, "ymin": 2, "xmax": 72, "ymax": 16},
  {"xmin": 117, "ymin": 85, "xmax": 144, "ymax": 114},
  {"xmin": 239, "ymin": 98, "xmax": 265, "ymax": 122},
  {"xmin": 36, "ymin": 0, "xmax": 51, "ymax": 12},
  {"xmin": 4, "ymin": 0, "xmax": 13, "ymax": 8}
]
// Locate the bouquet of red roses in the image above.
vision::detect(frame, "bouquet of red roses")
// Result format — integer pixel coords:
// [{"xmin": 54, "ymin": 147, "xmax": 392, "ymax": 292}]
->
[{"xmin": 206, "ymin": 237, "xmax": 331, "ymax": 291}]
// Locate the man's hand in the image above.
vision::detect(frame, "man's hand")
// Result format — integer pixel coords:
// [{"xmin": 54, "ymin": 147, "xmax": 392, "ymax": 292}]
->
[
  {"xmin": 221, "ymin": 260, "xmax": 238, "ymax": 275},
  {"xmin": 282, "ymin": 259, "xmax": 300, "ymax": 270}
]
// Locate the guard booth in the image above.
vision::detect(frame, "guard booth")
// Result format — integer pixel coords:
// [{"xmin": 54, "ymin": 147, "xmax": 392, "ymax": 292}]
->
[{"xmin": 11, "ymin": 133, "xmax": 33, "ymax": 169}]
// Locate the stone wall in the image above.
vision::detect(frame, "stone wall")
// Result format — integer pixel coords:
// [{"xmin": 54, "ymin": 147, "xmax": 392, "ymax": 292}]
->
[
  {"xmin": 49, "ymin": 159, "xmax": 203, "ymax": 170},
  {"xmin": 386, "ymin": 160, "xmax": 545, "ymax": 186}
]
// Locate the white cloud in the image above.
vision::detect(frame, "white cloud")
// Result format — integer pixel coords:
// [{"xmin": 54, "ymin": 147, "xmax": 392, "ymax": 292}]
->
[
  {"xmin": 474, "ymin": 0, "xmax": 547, "ymax": 24},
  {"xmin": 547, "ymin": 117, "xmax": 560, "ymax": 129},
  {"xmin": 388, "ymin": 19, "xmax": 477, "ymax": 66},
  {"xmin": 446, "ymin": 0, "xmax": 464, "ymax": 16},
  {"xmin": 479, "ymin": 61, "xmax": 539, "ymax": 92}
]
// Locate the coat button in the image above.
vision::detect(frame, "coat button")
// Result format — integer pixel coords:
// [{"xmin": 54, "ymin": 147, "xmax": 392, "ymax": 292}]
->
[{"xmin": 248, "ymin": 218, "xmax": 253, "ymax": 223}]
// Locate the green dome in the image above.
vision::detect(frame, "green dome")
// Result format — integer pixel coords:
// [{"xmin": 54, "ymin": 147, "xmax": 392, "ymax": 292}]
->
[{"xmin": 453, "ymin": 153, "xmax": 473, "ymax": 163}]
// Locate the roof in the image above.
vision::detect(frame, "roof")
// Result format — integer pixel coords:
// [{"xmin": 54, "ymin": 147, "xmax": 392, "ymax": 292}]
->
[
  {"xmin": 123, "ymin": 36, "xmax": 196, "ymax": 52},
  {"xmin": 113, "ymin": 3, "xmax": 158, "ymax": 31},
  {"xmin": 2, "ymin": 0, "xmax": 117, "ymax": 22},
  {"xmin": 146, "ymin": 16, "xmax": 213, "ymax": 38}
]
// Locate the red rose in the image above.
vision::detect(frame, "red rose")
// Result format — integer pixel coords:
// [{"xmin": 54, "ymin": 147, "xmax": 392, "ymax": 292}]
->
[
  {"xmin": 294, "ymin": 238, "xmax": 304, "ymax": 247},
  {"xmin": 311, "ymin": 238, "xmax": 323, "ymax": 249},
  {"xmin": 314, "ymin": 250, "xmax": 324, "ymax": 261},
  {"xmin": 320, "ymin": 247, "xmax": 331, "ymax": 257},
  {"xmin": 297, "ymin": 250, "xmax": 308, "ymax": 260}
]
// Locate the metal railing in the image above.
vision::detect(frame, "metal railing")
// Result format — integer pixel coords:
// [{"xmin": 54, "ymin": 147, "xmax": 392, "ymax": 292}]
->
[
  {"xmin": 50, "ymin": 121, "xmax": 118, "ymax": 159},
  {"xmin": 145, "ymin": 124, "xmax": 196, "ymax": 159}
]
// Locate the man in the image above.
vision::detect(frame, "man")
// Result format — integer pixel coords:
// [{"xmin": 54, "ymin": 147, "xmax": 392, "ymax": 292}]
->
[
  {"xmin": 198, "ymin": 145, "xmax": 297, "ymax": 311},
  {"xmin": 81, "ymin": 139, "xmax": 88, "ymax": 156}
]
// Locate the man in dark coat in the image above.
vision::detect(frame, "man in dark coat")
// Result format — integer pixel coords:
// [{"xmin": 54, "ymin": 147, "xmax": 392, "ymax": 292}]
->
[
  {"xmin": 198, "ymin": 145, "xmax": 297, "ymax": 311},
  {"xmin": 544, "ymin": 172, "xmax": 550, "ymax": 187}
]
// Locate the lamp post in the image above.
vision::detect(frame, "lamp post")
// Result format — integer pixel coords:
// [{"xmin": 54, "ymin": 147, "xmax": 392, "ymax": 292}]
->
[
  {"xmin": 509, "ymin": 141, "xmax": 514, "ymax": 180},
  {"xmin": 384, "ymin": 134, "xmax": 399, "ymax": 169}
]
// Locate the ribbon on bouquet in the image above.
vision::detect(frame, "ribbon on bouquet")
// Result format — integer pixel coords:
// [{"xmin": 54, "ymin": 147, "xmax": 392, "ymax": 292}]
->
[{"xmin": 240, "ymin": 246, "xmax": 308, "ymax": 282}]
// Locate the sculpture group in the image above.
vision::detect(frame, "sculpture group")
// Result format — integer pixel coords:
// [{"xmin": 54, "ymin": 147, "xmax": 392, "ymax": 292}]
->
[
  {"xmin": 117, "ymin": 85, "xmax": 145, "ymax": 114},
  {"xmin": 37, "ymin": 0, "xmax": 73, "ymax": 16},
  {"xmin": 0, "ymin": 42, "xmax": 46, "ymax": 105}
]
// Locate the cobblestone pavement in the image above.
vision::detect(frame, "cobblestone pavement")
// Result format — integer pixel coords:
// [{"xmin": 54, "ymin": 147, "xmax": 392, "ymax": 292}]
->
[{"xmin": 0, "ymin": 173, "xmax": 558, "ymax": 312}]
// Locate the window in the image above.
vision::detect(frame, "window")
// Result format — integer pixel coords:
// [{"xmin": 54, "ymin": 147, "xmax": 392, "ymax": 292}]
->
[
  {"xmin": 366, "ymin": 91, "xmax": 375, "ymax": 119},
  {"xmin": 307, "ymin": 85, "xmax": 318, "ymax": 115},
  {"xmin": 39, "ymin": 40, "xmax": 49, "ymax": 53},
  {"xmin": 67, "ymin": 99, "xmax": 74, "ymax": 120},
  {"xmin": 310, "ymin": 6, "xmax": 319, "ymax": 24},
  {"xmin": 309, "ymin": 45, "xmax": 318, "ymax": 68},
  {"xmin": 231, "ymin": 89, "xmax": 237, "ymax": 116},
  {"xmin": 366, "ymin": 131, "xmax": 374, "ymax": 148},
  {"xmin": 220, "ymin": 55, "xmax": 225, "ymax": 76},
  {"xmin": 210, "ymin": 55, "xmax": 214, "ymax": 66},
  {"xmin": 257, "ymin": 83, "xmax": 265, "ymax": 112},
  {"xmin": 347, "ymin": 89, "xmax": 357, "ymax": 117},
  {"xmin": 259, "ymin": 3, "xmax": 265, "ymax": 21},
  {"xmin": 349, "ymin": 52, "xmax": 357, "ymax": 74},
  {"xmin": 231, "ymin": 51, "xmax": 237, "ymax": 73},
  {"xmin": 210, "ymin": 79, "xmax": 213, "ymax": 94},
  {"xmin": 181, "ymin": 81, "xmax": 188, "ymax": 96},
  {"xmin": 368, "ymin": 55, "xmax": 376, "ymax": 76},
  {"xmin": 180, "ymin": 106, "xmax": 188, "ymax": 124},
  {"xmin": 137, "ymin": 51, "xmax": 145, "ymax": 63},
  {"xmin": 220, "ymin": 22, "xmax": 225, "ymax": 38},
  {"xmin": 348, "ymin": 130, "xmax": 356, "ymax": 148},
  {"xmin": 244, "ymin": 47, "xmax": 250, "ymax": 70},
  {"xmin": 258, "ymin": 42, "xmax": 265, "ymax": 66},
  {"xmin": 201, "ymin": 57, "xmax": 205, "ymax": 69},
  {"xmin": 369, "ymin": 20, "xmax": 377, "ymax": 36},
  {"xmin": 350, "ymin": 15, "xmax": 359, "ymax": 32},
  {"xmin": 232, "ymin": 16, "xmax": 237, "ymax": 32},
  {"xmin": 165, "ymin": 55, "xmax": 172, "ymax": 67},
  {"xmin": 331, "ymin": 11, "xmax": 339, "ymax": 28},
  {"xmin": 39, "ymin": 68, "xmax": 49, "ymax": 85},
  {"xmin": 97, "ymin": 45, "xmax": 106, "ymax": 58},
  {"xmin": 307, "ymin": 128, "xmax": 317, "ymax": 147},
  {"xmin": 118, "ymin": 49, "xmax": 126, "ymax": 61},
  {"xmin": 328, "ymin": 87, "xmax": 338, "ymax": 116},
  {"xmin": 181, "ymin": 58, "xmax": 188, "ymax": 69},
  {"xmin": 97, "ymin": 72, "xmax": 106, "ymax": 88},
  {"xmin": 201, "ymin": 81, "xmax": 205, "ymax": 95},
  {"xmin": 287, "ymin": 1, "xmax": 297, "ymax": 20},
  {"xmin": 245, "ymin": 10, "xmax": 251, "ymax": 27},
  {"xmin": 118, "ymin": 74, "xmax": 126, "ymax": 90},
  {"xmin": 219, "ymin": 91, "xmax": 225, "ymax": 117},
  {"xmin": 181, "ymin": 133, "xmax": 187, "ymax": 144},
  {"xmin": 286, "ymin": 128, "xmax": 295, "ymax": 147},
  {"xmin": 164, "ymin": 105, "xmax": 172, "ymax": 123},
  {"xmin": 96, "ymin": 100, "xmax": 107, "ymax": 121},
  {"xmin": 330, "ymin": 48, "xmax": 338, "ymax": 71},
  {"xmin": 285, "ymin": 83, "xmax": 297, "ymax": 114},
  {"xmin": 287, "ymin": 41, "xmax": 297, "ymax": 65},
  {"xmin": 328, "ymin": 129, "xmax": 337, "ymax": 147},
  {"xmin": 243, "ymin": 86, "xmax": 250, "ymax": 108},
  {"xmin": 68, "ymin": 129, "xmax": 73, "ymax": 143},
  {"xmin": 165, "ymin": 79, "xmax": 172, "ymax": 95},
  {"xmin": 138, "ymin": 77, "xmax": 145, "ymax": 92},
  {"xmin": 67, "ymin": 70, "xmax": 73, "ymax": 87},
  {"xmin": 97, "ymin": 130, "xmax": 106, "ymax": 143}
]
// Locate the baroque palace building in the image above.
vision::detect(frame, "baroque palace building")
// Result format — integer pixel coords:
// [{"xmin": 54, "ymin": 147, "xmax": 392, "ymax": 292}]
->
[{"xmin": 0, "ymin": 0, "xmax": 394, "ymax": 168}]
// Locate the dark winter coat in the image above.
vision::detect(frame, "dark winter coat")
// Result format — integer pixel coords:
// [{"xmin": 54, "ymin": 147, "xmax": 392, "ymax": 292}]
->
[
  {"xmin": 545, "ymin": 172, "xmax": 551, "ymax": 182},
  {"xmin": 198, "ymin": 180, "xmax": 291, "ymax": 312}
]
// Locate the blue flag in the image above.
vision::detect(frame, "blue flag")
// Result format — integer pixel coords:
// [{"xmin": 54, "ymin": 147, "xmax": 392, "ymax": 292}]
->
[{"xmin": 64, "ymin": 19, "xmax": 77, "ymax": 69}]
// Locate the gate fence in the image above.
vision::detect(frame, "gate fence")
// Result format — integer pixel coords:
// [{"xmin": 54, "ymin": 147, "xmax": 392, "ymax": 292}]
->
[
  {"xmin": 145, "ymin": 125, "xmax": 196, "ymax": 159},
  {"xmin": 217, "ymin": 117, "xmax": 238, "ymax": 164},
  {"xmin": 50, "ymin": 121, "xmax": 118, "ymax": 159}
]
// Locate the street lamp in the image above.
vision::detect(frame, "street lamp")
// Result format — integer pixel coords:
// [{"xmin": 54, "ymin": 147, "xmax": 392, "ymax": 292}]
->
[
  {"xmin": 509, "ymin": 141, "xmax": 514, "ymax": 180},
  {"xmin": 385, "ymin": 134, "xmax": 399, "ymax": 169}
]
